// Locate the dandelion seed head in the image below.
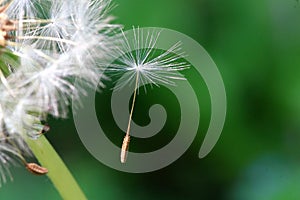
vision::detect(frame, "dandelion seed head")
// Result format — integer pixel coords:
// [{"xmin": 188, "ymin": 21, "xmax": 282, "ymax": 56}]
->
[
  {"xmin": 0, "ymin": 0, "xmax": 185, "ymax": 186},
  {"xmin": 2, "ymin": 0, "xmax": 118, "ymax": 119}
]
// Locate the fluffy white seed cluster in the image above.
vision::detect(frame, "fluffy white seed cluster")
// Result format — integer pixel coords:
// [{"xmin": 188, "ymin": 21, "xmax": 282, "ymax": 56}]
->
[
  {"xmin": 0, "ymin": 0, "xmax": 188, "ymax": 185},
  {"xmin": 0, "ymin": 0, "xmax": 118, "ymax": 185}
]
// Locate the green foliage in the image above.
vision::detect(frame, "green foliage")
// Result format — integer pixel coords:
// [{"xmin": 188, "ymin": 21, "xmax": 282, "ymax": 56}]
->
[{"xmin": 0, "ymin": 47, "xmax": 19, "ymax": 77}]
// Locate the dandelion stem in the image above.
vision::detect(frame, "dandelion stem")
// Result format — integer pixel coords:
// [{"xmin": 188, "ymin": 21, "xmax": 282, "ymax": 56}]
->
[
  {"xmin": 121, "ymin": 72, "xmax": 139, "ymax": 163},
  {"xmin": 25, "ymin": 135, "xmax": 87, "ymax": 200}
]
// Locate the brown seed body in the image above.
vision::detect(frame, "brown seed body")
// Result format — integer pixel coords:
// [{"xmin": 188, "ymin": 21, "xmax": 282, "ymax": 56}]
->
[
  {"xmin": 120, "ymin": 135, "xmax": 130, "ymax": 163},
  {"xmin": 40, "ymin": 124, "xmax": 50, "ymax": 134},
  {"xmin": 0, "ymin": 11, "xmax": 16, "ymax": 46},
  {"xmin": 26, "ymin": 163, "xmax": 48, "ymax": 175}
]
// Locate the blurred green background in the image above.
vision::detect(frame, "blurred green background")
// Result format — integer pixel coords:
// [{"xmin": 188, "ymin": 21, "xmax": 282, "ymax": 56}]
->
[{"xmin": 1, "ymin": 0, "xmax": 300, "ymax": 199}]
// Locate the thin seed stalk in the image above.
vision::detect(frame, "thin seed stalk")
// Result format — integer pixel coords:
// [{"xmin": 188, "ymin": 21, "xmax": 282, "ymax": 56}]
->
[
  {"xmin": 120, "ymin": 72, "xmax": 139, "ymax": 163},
  {"xmin": 25, "ymin": 135, "xmax": 87, "ymax": 200}
]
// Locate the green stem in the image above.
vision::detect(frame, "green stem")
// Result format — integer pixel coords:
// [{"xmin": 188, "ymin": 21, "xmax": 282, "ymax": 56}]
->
[{"xmin": 25, "ymin": 135, "xmax": 87, "ymax": 200}]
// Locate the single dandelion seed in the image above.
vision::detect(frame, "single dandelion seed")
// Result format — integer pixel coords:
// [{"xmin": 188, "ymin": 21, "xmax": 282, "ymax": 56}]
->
[
  {"xmin": 109, "ymin": 28, "xmax": 188, "ymax": 163},
  {"xmin": 120, "ymin": 70, "xmax": 139, "ymax": 163}
]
